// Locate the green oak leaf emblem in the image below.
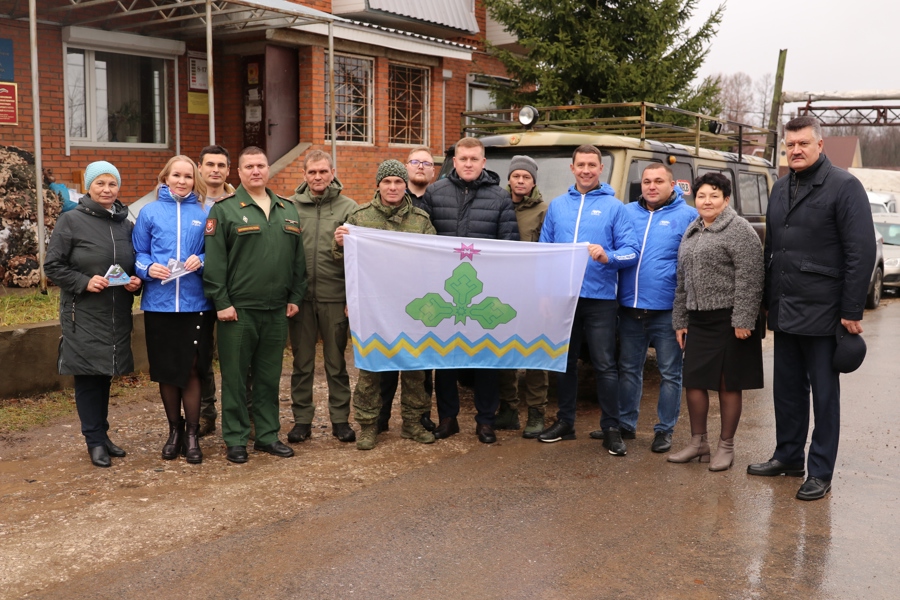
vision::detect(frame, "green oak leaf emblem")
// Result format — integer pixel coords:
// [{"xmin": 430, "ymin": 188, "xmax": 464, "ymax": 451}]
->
[{"xmin": 406, "ymin": 263, "xmax": 516, "ymax": 329}]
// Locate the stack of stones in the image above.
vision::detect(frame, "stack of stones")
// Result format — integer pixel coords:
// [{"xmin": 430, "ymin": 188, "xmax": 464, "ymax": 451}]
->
[{"xmin": 0, "ymin": 145, "xmax": 62, "ymax": 287}]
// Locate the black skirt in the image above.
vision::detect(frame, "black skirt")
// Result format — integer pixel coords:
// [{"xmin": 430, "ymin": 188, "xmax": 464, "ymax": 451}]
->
[
  {"xmin": 682, "ymin": 308, "xmax": 763, "ymax": 391},
  {"xmin": 144, "ymin": 311, "xmax": 215, "ymax": 388}
]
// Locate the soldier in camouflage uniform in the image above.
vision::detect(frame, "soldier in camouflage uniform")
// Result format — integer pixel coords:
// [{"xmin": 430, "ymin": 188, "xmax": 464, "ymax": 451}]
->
[
  {"xmin": 334, "ymin": 159, "xmax": 436, "ymax": 450},
  {"xmin": 494, "ymin": 155, "xmax": 551, "ymax": 438}
]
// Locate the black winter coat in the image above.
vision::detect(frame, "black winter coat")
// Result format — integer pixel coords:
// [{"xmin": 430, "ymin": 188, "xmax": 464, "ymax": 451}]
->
[
  {"xmin": 765, "ymin": 155, "xmax": 876, "ymax": 335},
  {"xmin": 421, "ymin": 169, "xmax": 519, "ymax": 240},
  {"xmin": 45, "ymin": 196, "xmax": 137, "ymax": 376}
]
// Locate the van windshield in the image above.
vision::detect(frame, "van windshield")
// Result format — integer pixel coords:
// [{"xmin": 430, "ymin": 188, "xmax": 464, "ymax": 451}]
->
[{"xmin": 439, "ymin": 149, "xmax": 613, "ymax": 202}]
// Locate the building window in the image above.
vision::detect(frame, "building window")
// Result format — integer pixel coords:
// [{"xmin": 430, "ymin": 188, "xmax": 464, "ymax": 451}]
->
[
  {"xmin": 325, "ymin": 53, "xmax": 373, "ymax": 144},
  {"xmin": 66, "ymin": 48, "xmax": 166, "ymax": 145},
  {"xmin": 389, "ymin": 63, "xmax": 429, "ymax": 145}
]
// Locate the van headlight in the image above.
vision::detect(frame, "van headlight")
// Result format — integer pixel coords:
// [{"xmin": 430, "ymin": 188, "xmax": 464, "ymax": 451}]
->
[
  {"xmin": 885, "ymin": 257, "xmax": 900, "ymax": 267},
  {"xmin": 518, "ymin": 105, "xmax": 539, "ymax": 127}
]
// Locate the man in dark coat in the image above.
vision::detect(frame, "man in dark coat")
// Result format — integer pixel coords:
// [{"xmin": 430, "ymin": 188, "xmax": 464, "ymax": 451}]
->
[
  {"xmin": 747, "ymin": 116, "xmax": 876, "ymax": 501},
  {"xmin": 421, "ymin": 137, "xmax": 519, "ymax": 444}
]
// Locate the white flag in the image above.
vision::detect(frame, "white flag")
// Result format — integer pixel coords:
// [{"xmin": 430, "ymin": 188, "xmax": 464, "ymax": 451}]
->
[{"xmin": 343, "ymin": 225, "xmax": 589, "ymax": 372}]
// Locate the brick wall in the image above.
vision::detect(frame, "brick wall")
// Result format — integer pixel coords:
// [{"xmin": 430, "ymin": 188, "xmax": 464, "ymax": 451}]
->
[{"xmin": 0, "ymin": 21, "xmax": 175, "ymax": 201}]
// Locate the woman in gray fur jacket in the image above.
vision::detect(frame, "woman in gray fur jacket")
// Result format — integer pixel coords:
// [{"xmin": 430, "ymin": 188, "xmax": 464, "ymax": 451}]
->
[{"xmin": 669, "ymin": 172, "xmax": 764, "ymax": 472}]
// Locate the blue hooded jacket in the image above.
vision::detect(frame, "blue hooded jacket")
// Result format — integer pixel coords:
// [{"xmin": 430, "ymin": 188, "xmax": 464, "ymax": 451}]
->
[
  {"xmin": 133, "ymin": 185, "xmax": 213, "ymax": 312},
  {"xmin": 617, "ymin": 187, "xmax": 698, "ymax": 310},
  {"xmin": 540, "ymin": 183, "xmax": 640, "ymax": 300}
]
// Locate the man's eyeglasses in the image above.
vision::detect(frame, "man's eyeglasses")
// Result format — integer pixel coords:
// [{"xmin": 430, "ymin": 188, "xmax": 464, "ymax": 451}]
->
[{"xmin": 407, "ymin": 159, "xmax": 434, "ymax": 168}]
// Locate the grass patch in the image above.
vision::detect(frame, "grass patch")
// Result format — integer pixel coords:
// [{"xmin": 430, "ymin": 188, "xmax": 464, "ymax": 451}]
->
[
  {"xmin": 0, "ymin": 289, "xmax": 60, "ymax": 327},
  {"xmin": 0, "ymin": 373, "xmax": 153, "ymax": 433}
]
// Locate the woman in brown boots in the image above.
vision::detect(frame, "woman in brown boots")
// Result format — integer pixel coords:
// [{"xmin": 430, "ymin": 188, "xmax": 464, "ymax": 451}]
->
[
  {"xmin": 669, "ymin": 173, "xmax": 764, "ymax": 471},
  {"xmin": 133, "ymin": 156, "xmax": 214, "ymax": 464}
]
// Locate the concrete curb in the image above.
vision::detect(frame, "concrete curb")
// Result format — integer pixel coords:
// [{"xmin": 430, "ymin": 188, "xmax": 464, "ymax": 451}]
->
[{"xmin": 0, "ymin": 313, "xmax": 149, "ymax": 398}]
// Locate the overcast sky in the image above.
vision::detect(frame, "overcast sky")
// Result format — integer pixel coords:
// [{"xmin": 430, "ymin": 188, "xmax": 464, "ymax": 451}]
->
[{"xmin": 690, "ymin": 0, "xmax": 899, "ymax": 97}]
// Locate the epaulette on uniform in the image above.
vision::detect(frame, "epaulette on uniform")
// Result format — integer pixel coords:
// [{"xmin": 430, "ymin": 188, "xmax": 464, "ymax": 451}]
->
[{"xmin": 215, "ymin": 193, "xmax": 235, "ymax": 203}]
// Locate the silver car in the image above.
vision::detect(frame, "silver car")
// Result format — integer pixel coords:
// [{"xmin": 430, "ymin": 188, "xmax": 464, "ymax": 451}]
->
[{"xmin": 873, "ymin": 214, "xmax": 900, "ymax": 294}]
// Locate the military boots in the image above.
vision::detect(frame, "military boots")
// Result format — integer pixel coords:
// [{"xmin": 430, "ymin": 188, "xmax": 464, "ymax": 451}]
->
[
  {"xmin": 494, "ymin": 400, "xmax": 521, "ymax": 430},
  {"xmin": 357, "ymin": 424, "xmax": 379, "ymax": 450},
  {"xmin": 401, "ymin": 420, "xmax": 436, "ymax": 444},
  {"xmin": 522, "ymin": 407, "xmax": 546, "ymax": 439}
]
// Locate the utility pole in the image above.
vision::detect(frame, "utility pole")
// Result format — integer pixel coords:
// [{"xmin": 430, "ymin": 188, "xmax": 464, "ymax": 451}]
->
[{"xmin": 767, "ymin": 49, "xmax": 787, "ymax": 165}]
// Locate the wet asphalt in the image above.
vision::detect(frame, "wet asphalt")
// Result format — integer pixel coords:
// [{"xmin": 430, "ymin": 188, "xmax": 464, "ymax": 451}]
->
[{"xmin": 23, "ymin": 301, "xmax": 900, "ymax": 599}]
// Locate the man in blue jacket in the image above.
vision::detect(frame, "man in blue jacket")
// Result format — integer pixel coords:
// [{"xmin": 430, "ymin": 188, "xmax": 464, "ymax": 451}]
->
[
  {"xmin": 615, "ymin": 164, "xmax": 697, "ymax": 454},
  {"xmin": 538, "ymin": 144, "xmax": 640, "ymax": 455}
]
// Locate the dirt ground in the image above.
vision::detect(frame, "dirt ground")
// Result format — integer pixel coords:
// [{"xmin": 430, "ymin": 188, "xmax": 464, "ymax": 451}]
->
[{"xmin": 0, "ymin": 347, "xmax": 561, "ymax": 598}]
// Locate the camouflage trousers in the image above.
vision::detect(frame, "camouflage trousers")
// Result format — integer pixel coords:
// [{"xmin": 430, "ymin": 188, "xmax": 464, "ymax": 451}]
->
[
  {"xmin": 498, "ymin": 369, "xmax": 549, "ymax": 410},
  {"xmin": 354, "ymin": 369, "xmax": 430, "ymax": 425}
]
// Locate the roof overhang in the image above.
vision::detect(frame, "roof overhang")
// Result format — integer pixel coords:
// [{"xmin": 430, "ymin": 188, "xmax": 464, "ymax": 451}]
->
[
  {"xmin": 21, "ymin": 0, "xmax": 340, "ymax": 40},
  {"xmin": 288, "ymin": 20, "xmax": 473, "ymax": 61}
]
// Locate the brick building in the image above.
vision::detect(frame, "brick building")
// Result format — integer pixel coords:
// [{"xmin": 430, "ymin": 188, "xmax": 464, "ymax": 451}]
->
[{"xmin": 0, "ymin": 0, "xmax": 517, "ymax": 202}]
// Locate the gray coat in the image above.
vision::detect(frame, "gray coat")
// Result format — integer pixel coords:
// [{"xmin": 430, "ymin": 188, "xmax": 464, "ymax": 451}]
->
[
  {"xmin": 673, "ymin": 205, "xmax": 764, "ymax": 330},
  {"xmin": 44, "ymin": 196, "xmax": 137, "ymax": 376}
]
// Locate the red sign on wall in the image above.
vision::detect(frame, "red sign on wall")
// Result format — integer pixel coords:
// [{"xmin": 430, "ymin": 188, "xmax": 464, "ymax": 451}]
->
[{"xmin": 0, "ymin": 82, "xmax": 17, "ymax": 126}]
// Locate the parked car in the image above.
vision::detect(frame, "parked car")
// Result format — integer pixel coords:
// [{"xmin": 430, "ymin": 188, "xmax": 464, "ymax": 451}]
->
[
  {"xmin": 873, "ymin": 213, "xmax": 900, "ymax": 294},
  {"xmin": 867, "ymin": 227, "xmax": 885, "ymax": 309},
  {"xmin": 868, "ymin": 191, "xmax": 897, "ymax": 214}
]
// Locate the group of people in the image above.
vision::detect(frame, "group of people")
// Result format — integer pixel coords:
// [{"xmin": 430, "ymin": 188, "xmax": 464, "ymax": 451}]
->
[{"xmin": 45, "ymin": 115, "xmax": 875, "ymax": 502}]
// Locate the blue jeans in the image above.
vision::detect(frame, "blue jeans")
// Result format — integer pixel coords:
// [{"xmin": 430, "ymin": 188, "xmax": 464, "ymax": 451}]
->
[
  {"xmin": 556, "ymin": 298, "xmax": 619, "ymax": 428},
  {"xmin": 617, "ymin": 309, "xmax": 683, "ymax": 434}
]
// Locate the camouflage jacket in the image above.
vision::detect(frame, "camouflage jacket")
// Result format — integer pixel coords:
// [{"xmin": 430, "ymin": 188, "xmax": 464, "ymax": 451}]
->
[{"xmin": 333, "ymin": 192, "xmax": 435, "ymax": 260}]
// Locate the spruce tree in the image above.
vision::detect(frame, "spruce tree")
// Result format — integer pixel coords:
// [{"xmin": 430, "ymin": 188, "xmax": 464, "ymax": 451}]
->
[{"xmin": 484, "ymin": 0, "xmax": 723, "ymax": 115}]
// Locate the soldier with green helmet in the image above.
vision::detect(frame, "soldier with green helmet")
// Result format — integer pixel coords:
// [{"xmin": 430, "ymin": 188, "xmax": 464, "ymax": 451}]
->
[
  {"xmin": 495, "ymin": 155, "xmax": 550, "ymax": 438},
  {"xmin": 203, "ymin": 146, "xmax": 307, "ymax": 464},
  {"xmin": 334, "ymin": 159, "xmax": 437, "ymax": 450}
]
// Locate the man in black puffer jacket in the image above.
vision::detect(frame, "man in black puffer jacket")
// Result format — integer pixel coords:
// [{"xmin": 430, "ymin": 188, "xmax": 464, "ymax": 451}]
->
[{"xmin": 421, "ymin": 137, "xmax": 519, "ymax": 444}]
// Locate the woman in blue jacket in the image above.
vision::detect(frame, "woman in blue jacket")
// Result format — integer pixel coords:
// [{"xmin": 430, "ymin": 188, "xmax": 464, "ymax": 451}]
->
[{"xmin": 133, "ymin": 156, "xmax": 214, "ymax": 464}]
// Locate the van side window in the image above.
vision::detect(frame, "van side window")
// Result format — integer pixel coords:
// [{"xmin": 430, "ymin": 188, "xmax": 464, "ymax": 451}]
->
[
  {"xmin": 738, "ymin": 173, "xmax": 763, "ymax": 215},
  {"xmin": 757, "ymin": 175, "xmax": 770, "ymax": 214},
  {"xmin": 627, "ymin": 159, "xmax": 663, "ymax": 203}
]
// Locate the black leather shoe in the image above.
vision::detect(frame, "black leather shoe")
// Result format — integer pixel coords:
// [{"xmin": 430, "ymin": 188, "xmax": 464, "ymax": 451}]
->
[
  {"xmin": 253, "ymin": 440, "xmax": 295, "ymax": 458},
  {"xmin": 226, "ymin": 445, "xmax": 248, "ymax": 464},
  {"xmin": 603, "ymin": 428, "xmax": 627, "ymax": 456},
  {"xmin": 651, "ymin": 431, "xmax": 673, "ymax": 453},
  {"xmin": 332, "ymin": 423, "xmax": 356, "ymax": 443},
  {"xmin": 475, "ymin": 423, "xmax": 497, "ymax": 444},
  {"xmin": 433, "ymin": 417, "xmax": 460, "ymax": 440},
  {"xmin": 287, "ymin": 423, "xmax": 311, "ymax": 443},
  {"xmin": 589, "ymin": 428, "xmax": 636, "ymax": 440},
  {"xmin": 89, "ymin": 445, "xmax": 111, "ymax": 468},
  {"xmin": 377, "ymin": 417, "xmax": 390, "ymax": 433},
  {"xmin": 747, "ymin": 458, "xmax": 805, "ymax": 477},
  {"xmin": 104, "ymin": 439, "xmax": 127, "ymax": 457},
  {"xmin": 420, "ymin": 413, "xmax": 436, "ymax": 432},
  {"xmin": 538, "ymin": 420, "xmax": 576, "ymax": 443},
  {"xmin": 796, "ymin": 476, "xmax": 831, "ymax": 501}
]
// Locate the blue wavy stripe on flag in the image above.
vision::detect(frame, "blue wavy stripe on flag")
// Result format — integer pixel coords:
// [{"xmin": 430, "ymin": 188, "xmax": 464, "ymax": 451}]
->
[{"xmin": 350, "ymin": 330, "xmax": 571, "ymax": 372}]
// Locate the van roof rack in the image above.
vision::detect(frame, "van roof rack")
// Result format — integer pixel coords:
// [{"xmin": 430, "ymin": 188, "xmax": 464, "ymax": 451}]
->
[{"xmin": 461, "ymin": 101, "xmax": 776, "ymax": 164}]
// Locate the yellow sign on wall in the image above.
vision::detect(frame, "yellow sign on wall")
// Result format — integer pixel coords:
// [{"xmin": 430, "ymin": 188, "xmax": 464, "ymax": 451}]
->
[{"xmin": 188, "ymin": 92, "xmax": 209, "ymax": 115}]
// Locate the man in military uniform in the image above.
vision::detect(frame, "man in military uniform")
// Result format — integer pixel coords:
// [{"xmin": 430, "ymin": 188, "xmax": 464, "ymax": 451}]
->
[
  {"xmin": 493, "ymin": 155, "xmax": 550, "ymax": 438},
  {"xmin": 334, "ymin": 159, "xmax": 437, "ymax": 450},
  {"xmin": 203, "ymin": 146, "xmax": 307, "ymax": 463},
  {"xmin": 287, "ymin": 150, "xmax": 359, "ymax": 444}
]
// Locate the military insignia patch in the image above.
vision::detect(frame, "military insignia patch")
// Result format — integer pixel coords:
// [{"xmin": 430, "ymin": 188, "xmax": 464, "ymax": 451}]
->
[
  {"xmin": 236, "ymin": 225, "xmax": 261, "ymax": 234},
  {"xmin": 205, "ymin": 219, "xmax": 217, "ymax": 235},
  {"xmin": 284, "ymin": 225, "xmax": 301, "ymax": 235}
]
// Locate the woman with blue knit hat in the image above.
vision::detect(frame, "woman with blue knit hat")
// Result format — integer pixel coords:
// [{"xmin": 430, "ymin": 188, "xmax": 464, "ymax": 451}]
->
[
  {"xmin": 45, "ymin": 161, "xmax": 143, "ymax": 468},
  {"xmin": 133, "ymin": 155, "xmax": 215, "ymax": 464}
]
